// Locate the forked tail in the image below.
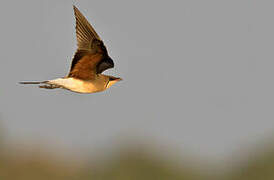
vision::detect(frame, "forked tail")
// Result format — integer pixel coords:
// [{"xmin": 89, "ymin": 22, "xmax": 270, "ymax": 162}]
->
[
  {"xmin": 19, "ymin": 81, "xmax": 60, "ymax": 89},
  {"xmin": 19, "ymin": 81, "xmax": 48, "ymax": 84}
]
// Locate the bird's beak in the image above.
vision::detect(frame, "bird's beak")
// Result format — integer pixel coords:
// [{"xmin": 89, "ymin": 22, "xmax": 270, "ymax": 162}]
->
[
  {"xmin": 106, "ymin": 77, "xmax": 123, "ymax": 89},
  {"xmin": 116, "ymin": 77, "xmax": 123, "ymax": 81}
]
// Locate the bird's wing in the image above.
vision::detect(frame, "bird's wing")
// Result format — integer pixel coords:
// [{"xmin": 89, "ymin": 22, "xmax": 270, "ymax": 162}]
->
[{"xmin": 68, "ymin": 6, "xmax": 114, "ymax": 80}]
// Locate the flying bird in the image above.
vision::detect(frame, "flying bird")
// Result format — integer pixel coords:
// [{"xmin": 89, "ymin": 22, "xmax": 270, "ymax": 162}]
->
[{"xmin": 20, "ymin": 6, "xmax": 122, "ymax": 93}]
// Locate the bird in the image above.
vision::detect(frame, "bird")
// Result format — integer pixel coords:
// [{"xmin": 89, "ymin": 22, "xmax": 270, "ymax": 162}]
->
[{"xmin": 20, "ymin": 6, "xmax": 122, "ymax": 93}]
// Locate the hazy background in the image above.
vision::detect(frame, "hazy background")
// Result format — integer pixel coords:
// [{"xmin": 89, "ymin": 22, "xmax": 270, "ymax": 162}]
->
[{"xmin": 1, "ymin": 0, "xmax": 274, "ymax": 167}]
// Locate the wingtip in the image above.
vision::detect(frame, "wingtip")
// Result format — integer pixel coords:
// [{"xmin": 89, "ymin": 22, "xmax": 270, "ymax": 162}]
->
[
  {"xmin": 73, "ymin": 5, "xmax": 79, "ymax": 12},
  {"xmin": 72, "ymin": 0, "xmax": 78, "ymax": 8}
]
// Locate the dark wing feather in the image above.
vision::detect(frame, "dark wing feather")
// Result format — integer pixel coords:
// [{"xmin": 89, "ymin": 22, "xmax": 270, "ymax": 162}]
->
[
  {"xmin": 73, "ymin": 5, "xmax": 101, "ymax": 49},
  {"xmin": 68, "ymin": 6, "xmax": 114, "ymax": 80}
]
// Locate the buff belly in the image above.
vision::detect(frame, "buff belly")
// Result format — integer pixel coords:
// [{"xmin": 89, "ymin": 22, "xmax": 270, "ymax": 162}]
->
[{"xmin": 48, "ymin": 78, "xmax": 106, "ymax": 93}]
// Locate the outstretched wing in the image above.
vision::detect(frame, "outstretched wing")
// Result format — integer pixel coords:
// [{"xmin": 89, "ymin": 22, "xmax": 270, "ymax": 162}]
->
[
  {"xmin": 73, "ymin": 5, "xmax": 101, "ymax": 50},
  {"xmin": 68, "ymin": 6, "xmax": 114, "ymax": 80}
]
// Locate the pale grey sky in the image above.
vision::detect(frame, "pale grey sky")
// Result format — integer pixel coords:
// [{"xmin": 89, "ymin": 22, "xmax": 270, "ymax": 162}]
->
[{"xmin": 1, "ymin": 0, "xmax": 274, "ymax": 160}]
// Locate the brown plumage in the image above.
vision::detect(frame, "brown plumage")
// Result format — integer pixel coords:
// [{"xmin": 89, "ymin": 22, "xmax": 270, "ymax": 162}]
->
[
  {"xmin": 69, "ymin": 53, "xmax": 102, "ymax": 80},
  {"xmin": 68, "ymin": 6, "xmax": 114, "ymax": 80},
  {"xmin": 20, "ymin": 5, "xmax": 121, "ymax": 94}
]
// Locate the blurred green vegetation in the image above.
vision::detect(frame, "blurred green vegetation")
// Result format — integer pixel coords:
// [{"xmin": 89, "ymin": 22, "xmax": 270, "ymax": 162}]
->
[
  {"xmin": 224, "ymin": 148, "xmax": 274, "ymax": 180},
  {"xmin": 1, "ymin": 125, "xmax": 274, "ymax": 179},
  {"xmin": 0, "ymin": 145, "xmax": 208, "ymax": 180},
  {"xmin": 1, "ymin": 143, "xmax": 274, "ymax": 180}
]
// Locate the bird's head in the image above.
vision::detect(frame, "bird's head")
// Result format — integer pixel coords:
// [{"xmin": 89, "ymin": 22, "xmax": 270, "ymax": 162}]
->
[{"xmin": 106, "ymin": 76, "xmax": 122, "ymax": 89}]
